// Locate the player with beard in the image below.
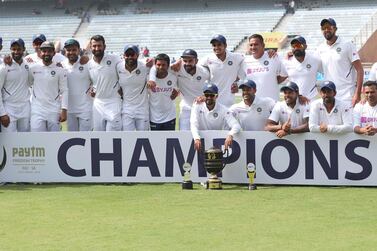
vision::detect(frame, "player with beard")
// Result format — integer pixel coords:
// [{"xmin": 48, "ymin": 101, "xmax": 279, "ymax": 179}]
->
[
  {"xmin": 25, "ymin": 34, "xmax": 65, "ymax": 64},
  {"xmin": 87, "ymin": 35, "xmax": 122, "ymax": 131},
  {"xmin": 28, "ymin": 41, "xmax": 68, "ymax": 132},
  {"xmin": 309, "ymin": 81, "xmax": 352, "ymax": 133},
  {"xmin": 317, "ymin": 18, "xmax": 364, "ymax": 107},
  {"xmin": 117, "ymin": 45, "xmax": 149, "ymax": 131},
  {"xmin": 191, "ymin": 83, "xmax": 241, "ymax": 151},
  {"xmin": 0, "ymin": 38, "xmax": 31, "ymax": 132},
  {"xmin": 62, "ymin": 39, "xmax": 93, "ymax": 131},
  {"xmin": 266, "ymin": 82, "xmax": 309, "ymax": 138},
  {"xmin": 283, "ymin": 36, "xmax": 322, "ymax": 101},
  {"xmin": 353, "ymin": 81, "xmax": 377, "ymax": 135},
  {"xmin": 229, "ymin": 79, "xmax": 275, "ymax": 131}
]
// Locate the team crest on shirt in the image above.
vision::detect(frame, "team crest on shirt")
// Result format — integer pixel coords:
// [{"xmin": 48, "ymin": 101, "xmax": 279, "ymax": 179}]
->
[
  {"xmin": 257, "ymin": 107, "xmax": 262, "ymax": 112},
  {"xmin": 197, "ymin": 76, "xmax": 202, "ymax": 80},
  {"xmin": 167, "ymin": 80, "xmax": 172, "ymax": 86},
  {"xmin": 296, "ymin": 109, "xmax": 300, "ymax": 114},
  {"xmin": 334, "ymin": 108, "xmax": 338, "ymax": 113},
  {"xmin": 106, "ymin": 60, "xmax": 111, "ymax": 65},
  {"xmin": 213, "ymin": 112, "xmax": 218, "ymax": 118},
  {"xmin": 51, "ymin": 71, "xmax": 56, "ymax": 76},
  {"xmin": 264, "ymin": 60, "xmax": 269, "ymax": 66},
  {"xmin": 336, "ymin": 47, "xmax": 342, "ymax": 53},
  {"xmin": 306, "ymin": 64, "xmax": 311, "ymax": 70},
  {"xmin": 24, "ymin": 65, "xmax": 29, "ymax": 70},
  {"xmin": 79, "ymin": 66, "xmax": 84, "ymax": 71},
  {"xmin": 228, "ymin": 61, "xmax": 233, "ymax": 66},
  {"xmin": 136, "ymin": 69, "xmax": 141, "ymax": 75}
]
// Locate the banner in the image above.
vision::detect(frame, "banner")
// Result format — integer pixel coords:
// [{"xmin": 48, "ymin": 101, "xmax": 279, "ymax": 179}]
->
[{"xmin": 0, "ymin": 131, "xmax": 376, "ymax": 186}]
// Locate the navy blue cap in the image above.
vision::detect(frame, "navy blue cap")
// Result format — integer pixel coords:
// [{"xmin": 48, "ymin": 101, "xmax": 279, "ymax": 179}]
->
[
  {"xmin": 239, "ymin": 79, "xmax": 257, "ymax": 89},
  {"xmin": 320, "ymin": 18, "xmax": 337, "ymax": 27},
  {"xmin": 320, "ymin": 81, "xmax": 336, "ymax": 91},
  {"xmin": 281, "ymin": 81, "xmax": 299, "ymax": 92},
  {"xmin": 210, "ymin": 34, "xmax": 226, "ymax": 45},
  {"xmin": 291, "ymin": 36, "xmax": 306, "ymax": 45},
  {"xmin": 64, "ymin": 38, "xmax": 80, "ymax": 48},
  {"xmin": 39, "ymin": 41, "xmax": 55, "ymax": 50},
  {"xmin": 124, "ymin": 45, "xmax": 139, "ymax": 54},
  {"xmin": 181, "ymin": 49, "xmax": 198, "ymax": 58},
  {"xmin": 203, "ymin": 83, "xmax": 219, "ymax": 94},
  {"xmin": 10, "ymin": 38, "xmax": 25, "ymax": 48},
  {"xmin": 32, "ymin": 34, "xmax": 46, "ymax": 43},
  {"xmin": 0, "ymin": 37, "xmax": 3, "ymax": 46}
]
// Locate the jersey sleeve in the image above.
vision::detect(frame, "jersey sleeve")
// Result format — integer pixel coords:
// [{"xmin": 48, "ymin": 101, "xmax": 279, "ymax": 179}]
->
[
  {"xmin": 308, "ymin": 102, "xmax": 321, "ymax": 132},
  {"xmin": 348, "ymin": 42, "xmax": 360, "ymax": 63},
  {"xmin": 190, "ymin": 103, "xmax": 201, "ymax": 140},
  {"xmin": 352, "ymin": 103, "xmax": 362, "ymax": 128},
  {"xmin": 368, "ymin": 63, "xmax": 377, "ymax": 81},
  {"xmin": 0, "ymin": 65, "xmax": 7, "ymax": 116},
  {"xmin": 268, "ymin": 102, "xmax": 281, "ymax": 123},
  {"xmin": 225, "ymin": 109, "xmax": 241, "ymax": 136},
  {"xmin": 327, "ymin": 106, "xmax": 353, "ymax": 133},
  {"xmin": 59, "ymin": 68, "xmax": 69, "ymax": 110}
]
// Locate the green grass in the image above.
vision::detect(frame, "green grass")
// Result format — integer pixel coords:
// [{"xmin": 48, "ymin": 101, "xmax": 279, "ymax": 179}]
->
[{"xmin": 1, "ymin": 184, "xmax": 377, "ymax": 250}]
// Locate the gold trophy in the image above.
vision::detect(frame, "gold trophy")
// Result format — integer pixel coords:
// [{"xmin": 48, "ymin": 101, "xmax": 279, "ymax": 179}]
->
[
  {"xmin": 203, "ymin": 147, "xmax": 229, "ymax": 190},
  {"xmin": 247, "ymin": 163, "xmax": 257, "ymax": 190},
  {"xmin": 182, "ymin": 162, "xmax": 193, "ymax": 189}
]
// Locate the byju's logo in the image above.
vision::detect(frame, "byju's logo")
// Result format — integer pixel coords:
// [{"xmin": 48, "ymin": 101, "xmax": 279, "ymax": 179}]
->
[{"xmin": 0, "ymin": 146, "xmax": 7, "ymax": 172}]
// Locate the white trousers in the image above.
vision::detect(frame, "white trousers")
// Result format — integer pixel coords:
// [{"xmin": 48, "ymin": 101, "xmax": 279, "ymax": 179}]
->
[
  {"xmin": 179, "ymin": 108, "xmax": 191, "ymax": 131},
  {"xmin": 122, "ymin": 113, "xmax": 149, "ymax": 131},
  {"xmin": 1, "ymin": 117, "xmax": 30, "ymax": 132},
  {"xmin": 67, "ymin": 112, "xmax": 92, "ymax": 131},
  {"xmin": 92, "ymin": 99, "xmax": 122, "ymax": 131}
]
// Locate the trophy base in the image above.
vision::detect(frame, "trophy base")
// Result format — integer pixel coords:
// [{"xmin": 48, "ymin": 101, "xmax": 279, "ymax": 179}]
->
[
  {"xmin": 206, "ymin": 178, "xmax": 222, "ymax": 190},
  {"xmin": 248, "ymin": 184, "xmax": 257, "ymax": 190},
  {"xmin": 182, "ymin": 181, "xmax": 193, "ymax": 190}
]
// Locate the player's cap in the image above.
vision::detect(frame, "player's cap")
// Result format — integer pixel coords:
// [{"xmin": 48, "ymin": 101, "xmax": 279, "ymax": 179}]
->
[
  {"xmin": 281, "ymin": 81, "xmax": 299, "ymax": 92},
  {"xmin": 124, "ymin": 44, "xmax": 139, "ymax": 54},
  {"xmin": 10, "ymin": 38, "xmax": 25, "ymax": 48},
  {"xmin": 181, "ymin": 49, "xmax": 198, "ymax": 58},
  {"xmin": 203, "ymin": 83, "xmax": 219, "ymax": 94},
  {"xmin": 64, "ymin": 38, "xmax": 80, "ymax": 48},
  {"xmin": 210, "ymin": 34, "xmax": 226, "ymax": 45},
  {"xmin": 320, "ymin": 81, "xmax": 336, "ymax": 91},
  {"xmin": 0, "ymin": 36, "xmax": 3, "ymax": 46},
  {"xmin": 290, "ymin": 36, "xmax": 306, "ymax": 45},
  {"xmin": 39, "ymin": 41, "xmax": 55, "ymax": 50},
  {"xmin": 32, "ymin": 34, "xmax": 47, "ymax": 43},
  {"xmin": 239, "ymin": 79, "xmax": 257, "ymax": 89},
  {"xmin": 320, "ymin": 18, "xmax": 336, "ymax": 27}
]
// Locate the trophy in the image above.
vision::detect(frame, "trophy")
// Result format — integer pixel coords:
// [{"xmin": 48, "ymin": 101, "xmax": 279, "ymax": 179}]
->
[
  {"xmin": 203, "ymin": 147, "xmax": 229, "ymax": 190},
  {"xmin": 182, "ymin": 162, "xmax": 193, "ymax": 189},
  {"xmin": 246, "ymin": 163, "xmax": 257, "ymax": 190}
]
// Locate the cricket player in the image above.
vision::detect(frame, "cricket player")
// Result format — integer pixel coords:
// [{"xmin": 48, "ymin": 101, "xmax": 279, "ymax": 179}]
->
[
  {"xmin": 148, "ymin": 53, "xmax": 178, "ymax": 130},
  {"xmin": 87, "ymin": 35, "xmax": 122, "ymax": 131},
  {"xmin": 25, "ymin": 34, "xmax": 65, "ymax": 64},
  {"xmin": 266, "ymin": 82, "xmax": 310, "ymax": 138},
  {"xmin": 28, "ymin": 41, "xmax": 68, "ymax": 132},
  {"xmin": 117, "ymin": 44, "xmax": 149, "ymax": 131},
  {"xmin": 309, "ymin": 81, "xmax": 353, "ymax": 133},
  {"xmin": 353, "ymin": 81, "xmax": 377, "ymax": 135},
  {"xmin": 62, "ymin": 39, "xmax": 93, "ymax": 131},
  {"xmin": 0, "ymin": 38, "xmax": 30, "ymax": 132},
  {"xmin": 191, "ymin": 83, "xmax": 241, "ymax": 151},
  {"xmin": 229, "ymin": 79, "xmax": 275, "ymax": 131}
]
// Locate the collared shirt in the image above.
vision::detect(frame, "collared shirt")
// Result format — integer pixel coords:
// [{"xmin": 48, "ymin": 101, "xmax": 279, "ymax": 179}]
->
[
  {"xmin": 117, "ymin": 60, "xmax": 149, "ymax": 117},
  {"xmin": 176, "ymin": 64, "xmax": 210, "ymax": 111},
  {"xmin": 62, "ymin": 57, "xmax": 92, "ymax": 114},
  {"xmin": 283, "ymin": 52, "xmax": 322, "ymax": 100},
  {"xmin": 200, "ymin": 50, "xmax": 244, "ymax": 107},
  {"xmin": 190, "ymin": 102, "xmax": 241, "ymax": 140},
  {"xmin": 241, "ymin": 51, "xmax": 288, "ymax": 101},
  {"xmin": 0, "ymin": 59, "xmax": 30, "ymax": 116},
  {"xmin": 317, "ymin": 36, "xmax": 360, "ymax": 102},
  {"xmin": 309, "ymin": 98, "xmax": 353, "ymax": 133},
  {"xmin": 269, "ymin": 98, "xmax": 310, "ymax": 127},
  {"xmin": 148, "ymin": 72, "xmax": 177, "ymax": 123},
  {"xmin": 229, "ymin": 96, "xmax": 275, "ymax": 131},
  {"xmin": 353, "ymin": 102, "xmax": 377, "ymax": 128},
  {"xmin": 29, "ymin": 61, "xmax": 68, "ymax": 113}
]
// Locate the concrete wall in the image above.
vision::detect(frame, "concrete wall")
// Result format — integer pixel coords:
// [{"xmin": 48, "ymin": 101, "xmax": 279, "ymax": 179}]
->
[{"xmin": 359, "ymin": 30, "xmax": 377, "ymax": 63}]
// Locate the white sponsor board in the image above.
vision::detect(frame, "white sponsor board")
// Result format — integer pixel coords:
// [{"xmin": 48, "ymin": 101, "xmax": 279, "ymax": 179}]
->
[{"xmin": 0, "ymin": 131, "xmax": 376, "ymax": 186}]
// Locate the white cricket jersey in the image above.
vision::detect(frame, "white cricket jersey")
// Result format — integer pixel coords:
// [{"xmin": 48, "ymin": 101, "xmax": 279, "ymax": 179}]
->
[
  {"xmin": 148, "ymin": 72, "xmax": 177, "ymax": 123},
  {"xmin": 309, "ymin": 98, "xmax": 353, "ymax": 133},
  {"xmin": 88, "ymin": 54, "xmax": 121, "ymax": 100},
  {"xmin": 200, "ymin": 50, "xmax": 244, "ymax": 107},
  {"xmin": 176, "ymin": 64, "xmax": 210, "ymax": 111},
  {"xmin": 283, "ymin": 52, "xmax": 322, "ymax": 100},
  {"xmin": 29, "ymin": 61, "xmax": 68, "ymax": 113},
  {"xmin": 25, "ymin": 52, "xmax": 65, "ymax": 64},
  {"xmin": 317, "ymin": 37, "xmax": 360, "ymax": 102},
  {"xmin": 269, "ymin": 98, "xmax": 309, "ymax": 128},
  {"xmin": 368, "ymin": 62, "xmax": 377, "ymax": 81},
  {"xmin": 0, "ymin": 59, "xmax": 30, "ymax": 117},
  {"xmin": 62, "ymin": 57, "xmax": 93, "ymax": 114},
  {"xmin": 117, "ymin": 60, "xmax": 149, "ymax": 118},
  {"xmin": 190, "ymin": 102, "xmax": 241, "ymax": 140},
  {"xmin": 229, "ymin": 96, "xmax": 275, "ymax": 131},
  {"xmin": 353, "ymin": 102, "xmax": 377, "ymax": 128}
]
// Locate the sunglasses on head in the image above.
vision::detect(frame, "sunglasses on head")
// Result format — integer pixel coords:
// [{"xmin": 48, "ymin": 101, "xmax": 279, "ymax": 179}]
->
[
  {"xmin": 291, "ymin": 43, "xmax": 304, "ymax": 49},
  {"xmin": 204, "ymin": 93, "xmax": 217, "ymax": 98}
]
